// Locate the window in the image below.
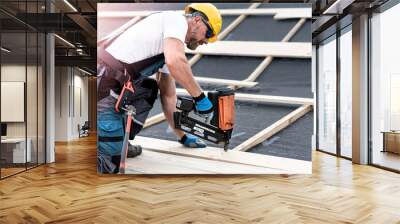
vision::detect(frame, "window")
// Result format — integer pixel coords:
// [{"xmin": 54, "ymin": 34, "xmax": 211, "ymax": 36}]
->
[
  {"xmin": 0, "ymin": 1, "xmax": 46, "ymax": 179},
  {"xmin": 317, "ymin": 35, "xmax": 337, "ymax": 154},
  {"xmin": 370, "ymin": 3, "xmax": 400, "ymax": 171},
  {"xmin": 339, "ymin": 27, "xmax": 352, "ymax": 158}
]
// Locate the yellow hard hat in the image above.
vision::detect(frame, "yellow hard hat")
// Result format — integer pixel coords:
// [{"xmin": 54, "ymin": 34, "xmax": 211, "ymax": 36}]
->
[{"xmin": 185, "ymin": 3, "xmax": 222, "ymax": 43}]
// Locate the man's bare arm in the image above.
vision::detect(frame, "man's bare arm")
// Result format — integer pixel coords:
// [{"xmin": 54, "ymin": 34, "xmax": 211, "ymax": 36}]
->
[
  {"xmin": 157, "ymin": 72, "xmax": 185, "ymax": 138},
  {"xmin": 163, "ymin": 37, "xmax": 202, "ymax": 98}
]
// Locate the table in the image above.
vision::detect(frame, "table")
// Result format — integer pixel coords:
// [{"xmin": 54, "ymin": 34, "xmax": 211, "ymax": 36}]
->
[
  {"xmin": 1, "ymin": 138, "xmax": 32, "ymax": 163},
  {"xmin": 382, "ymin": 131, "xmax": 400, "ymax": 154}
]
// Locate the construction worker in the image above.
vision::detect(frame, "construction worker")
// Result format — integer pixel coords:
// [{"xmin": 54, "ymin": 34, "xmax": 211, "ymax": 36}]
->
[{"xmin": 97, "ymin": 3, "xmax": 223, "ymax": 173}]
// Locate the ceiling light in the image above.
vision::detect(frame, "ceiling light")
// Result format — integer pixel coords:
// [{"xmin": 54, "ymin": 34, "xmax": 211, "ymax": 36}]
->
[
  {"xmin": 1, "ymin": 47, "xmax": 11, "ymax": 53},
  {"xmin": 78, "ymin": 67, "xmax": 93, "ymax": 76},
  {"xmin": 63, "ymin": 0, "xmax": 78, "ymax": 12},
  {"xmin": 323, "ymin": 0, "xmax": 355, "ymax": 15},
  {"xmin": 54, "ymin": 34, "xmax": 75, "ymax": 48}
]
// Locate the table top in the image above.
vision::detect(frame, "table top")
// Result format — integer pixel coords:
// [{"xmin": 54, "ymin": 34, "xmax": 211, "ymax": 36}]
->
[
  {"xmin": 1, "ymin": 138, "xmax": 30, "ymax": 143},
  {"xmin": 381, "ymin": 131, "xmax": 400, "ymax": 134}
]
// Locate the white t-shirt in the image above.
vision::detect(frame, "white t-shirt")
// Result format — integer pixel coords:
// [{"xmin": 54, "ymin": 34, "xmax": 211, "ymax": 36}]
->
[{"xmin": 106, "ymin": 11, "xmax": 188, "ymax": 74}]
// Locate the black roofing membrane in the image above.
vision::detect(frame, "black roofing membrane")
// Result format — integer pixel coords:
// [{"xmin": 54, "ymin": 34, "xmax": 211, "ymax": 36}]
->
[
  {"xmin": 290, "ymin": 19, "xmax": 311, "ymax": 42},
  {"xmin": 249, "ymin": 111, "xmax": 313, "ymax": 161},
  {"xmin": 191, "ymin": 55, "xmax": 263, "ymax": 79},
  {"xmin": 259, "ymin": 3, "xmax": 311, "ymax": 8},
  {"xmin": 176, "ymin": 55, "xmax": 264, "ymax": 90},
  {"xmin": 185, "ymin": 56, "xmax": 311, "ymax": 99},
  {"xmin": 235, "ymin": 58, "xmax": 312, "ymax": 98},
  {"xmin": 224, "ymin": 15, "xmax": 298, "ymax": 42},
  {"xmin": 220, "ymin": 16, "xmax": 238, "ymax": 33},
  {"xmin": 148, "ymin": 99, "xmax": 163, "ymax": 117},
  {"xmin": 140, "ymin": 102, "xmax": 297, "ymax": 149}
]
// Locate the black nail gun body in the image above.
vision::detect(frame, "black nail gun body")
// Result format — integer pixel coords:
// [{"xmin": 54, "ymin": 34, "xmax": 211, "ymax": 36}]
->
[{"xmin": 173, "ymin": 88, "xmax": 235, "ymax": 151}]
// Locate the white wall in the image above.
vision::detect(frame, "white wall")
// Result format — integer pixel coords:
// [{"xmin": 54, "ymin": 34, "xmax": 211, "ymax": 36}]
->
[
  {"xmin": 54, "ymin": 66, "xmax": 68, "ymax": 141},
  {"xmin": 1, "ymin": 65, "xmax": 28, "ymax": 138},
  {"xmin": 72, "ymin": 71, "xmax": 89, "ymax": 138},
  {"xmin": 54, "ymin": 67, "xmax": 89, "ymax": 141},
  {"xmin": 1, "ymin": 63, "xmax": 46, "ymax": 164}
]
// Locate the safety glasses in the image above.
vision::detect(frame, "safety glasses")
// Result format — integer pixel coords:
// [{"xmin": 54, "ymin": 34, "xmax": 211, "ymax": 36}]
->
[{"xmin": 201, "ymin": 17, "xmax": 214, "ymax": 39}]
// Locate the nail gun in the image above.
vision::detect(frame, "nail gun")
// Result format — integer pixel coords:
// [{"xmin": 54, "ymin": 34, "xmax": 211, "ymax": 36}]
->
[{"xmin": 173, "ymin": 88, "xmax": 235, "ymax": 151}]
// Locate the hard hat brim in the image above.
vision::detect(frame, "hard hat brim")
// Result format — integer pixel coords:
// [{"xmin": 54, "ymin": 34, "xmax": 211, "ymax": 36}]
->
[{"xmin": 208, "ymin": 35, "xmax": 218, "ymax": 43}]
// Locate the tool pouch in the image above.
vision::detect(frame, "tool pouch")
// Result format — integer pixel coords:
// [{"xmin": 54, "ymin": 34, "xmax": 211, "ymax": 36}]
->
[{"xmin": 115, "ymin": 80, "xmax": 135, "ymax": 113}]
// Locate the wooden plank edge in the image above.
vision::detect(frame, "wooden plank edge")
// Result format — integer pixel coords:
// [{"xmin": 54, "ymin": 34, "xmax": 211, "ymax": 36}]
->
[
  {"xmin": 126, "ymin": 149, "xmax": 284, "ymax": 174},
  {"xmin": 175, "ymin": 88, "xmax": 314, "ymax": 105},
  {"xmin": 195, "ymin": 76, "xmax": 258, "ymax": 87},
  {"xmin": 185, "ymin": 41, "xmax": 312, "ymax": 58},
  {"xmin": 143, "ymin": 113, "xmax": 165, "ymax": 128},
  {"xmin": 132, "ymin": 136, "xmax": 312, "ymax": 174}
]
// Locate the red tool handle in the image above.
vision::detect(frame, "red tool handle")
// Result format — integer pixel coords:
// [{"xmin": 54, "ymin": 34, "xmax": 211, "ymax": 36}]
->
[{"xmin": 119, "ymin": 114, "xmax": 132, "ymax": 174}]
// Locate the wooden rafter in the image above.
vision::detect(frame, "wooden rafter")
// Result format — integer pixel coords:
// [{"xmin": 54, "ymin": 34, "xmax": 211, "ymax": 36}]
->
[
  {"xmin": 194, "ymin": 77, "xmax": 258, "ymax": 88},
  {"xmin": 175, "ymin": 88, "xmax": 313, "ymax": 106},
  {"xmin": 186, "ymin": 41, "xmax": 312, "ymax": 58}
]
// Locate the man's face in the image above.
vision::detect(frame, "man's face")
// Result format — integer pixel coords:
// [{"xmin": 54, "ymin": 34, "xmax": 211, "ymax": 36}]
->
[{"xmin": 186, "ymin": 16, "xmax": 211, "ymax": 50}]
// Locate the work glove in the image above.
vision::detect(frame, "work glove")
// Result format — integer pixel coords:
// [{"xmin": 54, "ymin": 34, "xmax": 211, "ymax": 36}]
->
[
  {"xmin": 179, "ymin": 134, "xmax": 207, "ymax": 148},
  {"xmin": 193, "ymin": 92, "xmax": 214, "ymax": 123}
]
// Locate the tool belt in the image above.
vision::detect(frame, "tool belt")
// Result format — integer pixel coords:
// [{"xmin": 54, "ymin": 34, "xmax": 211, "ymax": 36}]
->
[
  {"xmin": 98, "ymin": 47, "xmax": 125, "ymax": 74},
  {"xmin": 98, "ymin": 47, "xmax": 166, "ymax": 81}
]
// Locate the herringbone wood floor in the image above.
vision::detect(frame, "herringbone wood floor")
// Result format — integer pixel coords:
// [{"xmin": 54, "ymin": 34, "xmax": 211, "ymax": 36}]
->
[{"xmin": 1, "ymin": 135, "xmax": 400, "ymax": 224}]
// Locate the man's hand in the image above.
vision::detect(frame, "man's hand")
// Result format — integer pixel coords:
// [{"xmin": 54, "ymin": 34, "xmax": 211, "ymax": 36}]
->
[
  {"xmin": 179, "ymin": 134, "xmax": 207, "ymax": 148},
  {"xmin": 194, "ymin": 92, "xmax": 214, "ymax": 123}
]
